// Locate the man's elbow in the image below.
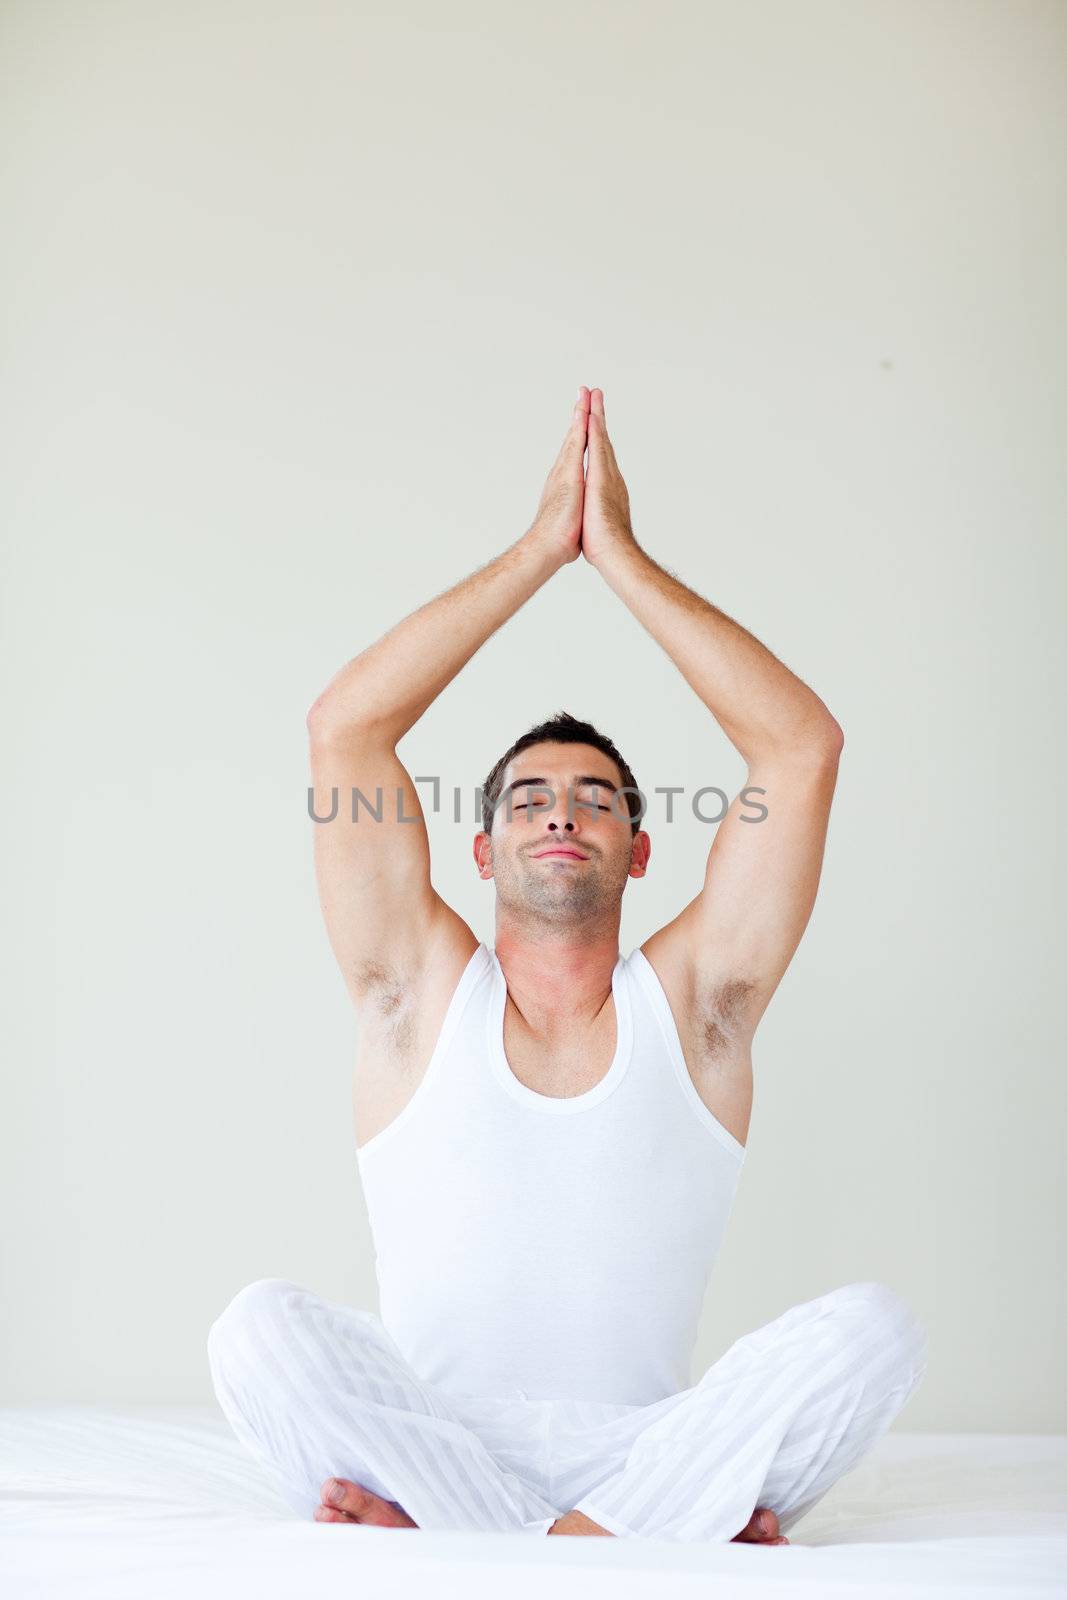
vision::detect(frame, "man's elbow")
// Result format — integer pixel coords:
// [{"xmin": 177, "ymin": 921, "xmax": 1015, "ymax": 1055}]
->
[
  {"xmin": 775, "ymin": 714, "xmax": 844, "ymax": 765},
  {"xmin": 803, "ymin": 695, "xmax": 844, "ymax": 754},
  {"xmin": 306, "ymin": 692, "xmax": 364, "ymax": 742},
  {"xmin": 306, "ymin": 695, "xmax": 338, "ymax": 739},
  {"xmin": 306, "ymin": 689, "xmax": 396, "ymax": 746}
]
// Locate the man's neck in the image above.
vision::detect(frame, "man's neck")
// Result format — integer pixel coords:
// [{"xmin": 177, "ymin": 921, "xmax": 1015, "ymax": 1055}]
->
[{"xmin": 491, "ymin": 926, "xmax": 621, "ymax": 1034}]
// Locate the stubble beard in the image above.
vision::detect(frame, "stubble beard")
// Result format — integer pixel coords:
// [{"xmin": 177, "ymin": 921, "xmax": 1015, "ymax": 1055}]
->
[{"xmin": 493, "ymin": 847, "xmax": 628, "ymax": 929}]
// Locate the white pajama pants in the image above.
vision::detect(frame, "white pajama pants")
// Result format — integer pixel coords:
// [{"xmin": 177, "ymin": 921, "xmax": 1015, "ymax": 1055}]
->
[{"xmin": 206, "ymin": 1277, "xmax": 928, "ymax": 1543}]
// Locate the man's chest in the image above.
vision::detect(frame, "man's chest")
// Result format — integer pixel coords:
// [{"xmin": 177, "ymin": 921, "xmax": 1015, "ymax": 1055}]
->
[{"xmin": 353, "ymin": 989, "xmax": 753, "ymax": 1153}]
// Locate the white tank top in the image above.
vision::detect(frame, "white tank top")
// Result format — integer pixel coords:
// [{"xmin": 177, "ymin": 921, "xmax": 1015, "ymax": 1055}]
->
[{"xmin": 356, "ymin": 942, "xmax": 747, "ymax": 1406}]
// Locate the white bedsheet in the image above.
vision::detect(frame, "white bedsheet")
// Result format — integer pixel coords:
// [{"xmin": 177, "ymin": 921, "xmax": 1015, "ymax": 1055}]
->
[{"xmin": 1, "ymin": 1407, "xmax": 1064, "ymax": 1597}]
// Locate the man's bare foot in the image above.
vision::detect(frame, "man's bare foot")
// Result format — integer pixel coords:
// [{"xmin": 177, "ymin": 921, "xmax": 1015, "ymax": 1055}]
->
[
  {"xmin": 548, "ymin": 1505, "xmax": 787, "ymax": 1542},
  {"xmin": 731, "ymin": 1505, "xmax": 789, "ymax": 1545},
  {"xmin": 315, "ymin": 1479, "xmax": 786, "ymax": 1544},
  {"xmin": 315, "ymin": 1477, "xmax": 417, "ymax": 1527},
  {"xmin": 548, "ymin": 1510, "xmax": 613, "ymax": 1535}
]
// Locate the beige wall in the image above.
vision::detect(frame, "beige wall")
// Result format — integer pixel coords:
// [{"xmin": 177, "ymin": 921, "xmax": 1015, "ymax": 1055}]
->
[{"xmin": 2, "ymin": 0, "xmax": 1064, "ymax": 1429}]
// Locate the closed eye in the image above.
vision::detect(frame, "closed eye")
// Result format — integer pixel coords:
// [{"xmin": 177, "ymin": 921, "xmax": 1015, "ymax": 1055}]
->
[{"xmin": 525, "ymin": 799, "xmax": 611, "ymax": 811}]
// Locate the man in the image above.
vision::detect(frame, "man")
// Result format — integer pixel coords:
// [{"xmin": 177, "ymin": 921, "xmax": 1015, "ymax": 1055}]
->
[{"xmin": 207, "ymin": 387, "xmax": 927, "ymax": 1544}]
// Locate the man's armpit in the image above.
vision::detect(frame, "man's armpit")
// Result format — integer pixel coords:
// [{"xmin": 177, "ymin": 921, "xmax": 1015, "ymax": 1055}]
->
[
  {"xmin": 693, "ymin": 975, "xmax": 758, "ymax": 1065},
  {"xmin": 353, "ymin": 957, "xmax": 420, "ymax": 1058}
]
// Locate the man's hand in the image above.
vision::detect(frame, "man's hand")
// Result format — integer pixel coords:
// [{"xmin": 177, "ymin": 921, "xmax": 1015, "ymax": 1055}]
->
[
  {"xmin": 526, "ymin": 387, "xmax": 591, "ymax": 567},
  {"xmin": 581, "ymin": 388, "xmax": 637, "ymax": 567}
]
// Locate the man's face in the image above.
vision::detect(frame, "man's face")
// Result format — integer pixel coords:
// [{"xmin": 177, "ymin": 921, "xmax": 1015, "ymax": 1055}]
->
[{"xmin": 475, "ymin": 742, "xmax": 648, "ymax": 925}]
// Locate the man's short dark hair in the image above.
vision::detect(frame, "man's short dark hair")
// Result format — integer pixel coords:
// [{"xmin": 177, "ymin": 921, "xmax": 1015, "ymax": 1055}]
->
[{"xmin": 481, "ymin": 711, "xmax": 643, "ymax": 837}]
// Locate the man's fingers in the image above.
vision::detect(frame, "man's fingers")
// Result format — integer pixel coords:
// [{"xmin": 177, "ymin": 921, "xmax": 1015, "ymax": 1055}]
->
[
  {"xmin": 565, "ymin": 386, "xmax": 590, "ymax": 447},
  {"xmin": 552, "ymin": 388, "xmax": 590, "ymax": 473},
  {"xmin": 587, "ymin": 387, "xmax": 617, "ymax": 462}
]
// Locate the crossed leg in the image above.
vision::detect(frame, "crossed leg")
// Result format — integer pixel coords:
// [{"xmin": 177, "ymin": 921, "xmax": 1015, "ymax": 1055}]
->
[
  {"xmin": 207, "ymin": 1277, "xmax": 925, "ymax": 1543},
  {"xmin": 207, "ymin": 1278, "xmax": 560, "ymax": 1533},
  {"xmin": 560, "ymin": 1280, "xmax": 928, "ymax": 1541}
]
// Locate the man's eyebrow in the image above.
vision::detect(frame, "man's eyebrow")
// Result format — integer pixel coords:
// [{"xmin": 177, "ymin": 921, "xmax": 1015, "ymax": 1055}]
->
[{"xmin": 504, "ymin": 775, "xmax": 621, "ymax": 794}]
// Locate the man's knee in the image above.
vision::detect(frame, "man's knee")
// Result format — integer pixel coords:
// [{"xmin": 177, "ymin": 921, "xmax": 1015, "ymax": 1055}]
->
[
  {"xmin": 207, "ymin": 1277, "xmax": 305, "ymax": 1369},
  {"xmin": 834, "ymin": 1280, "xmax": 928, "ymax": 1372}
]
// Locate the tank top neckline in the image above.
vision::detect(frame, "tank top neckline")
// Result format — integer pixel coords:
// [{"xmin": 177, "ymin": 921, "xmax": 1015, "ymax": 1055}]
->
[{"xmin": 485, "ymin": 944, "xmax": 635, "ymax": 1114}]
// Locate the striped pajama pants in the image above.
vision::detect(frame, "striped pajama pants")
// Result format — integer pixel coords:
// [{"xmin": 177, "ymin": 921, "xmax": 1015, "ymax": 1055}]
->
[{"xmin": 206, "ymin": 1277, "xmax": 928, "ymax": 1543}]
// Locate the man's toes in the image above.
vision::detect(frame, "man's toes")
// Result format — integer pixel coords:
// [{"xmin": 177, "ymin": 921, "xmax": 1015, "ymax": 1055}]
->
[
  {"xmin": 733, "ymin": 1505, "xmax": 788, "ymax": 1543},
  {"xmin": 320, "ymin": 1477, "xmax": 377, "ymax": 1517},
  {"xmin": 318, "ymin": 1477, "xmax": 416, "ymax": 1527}
]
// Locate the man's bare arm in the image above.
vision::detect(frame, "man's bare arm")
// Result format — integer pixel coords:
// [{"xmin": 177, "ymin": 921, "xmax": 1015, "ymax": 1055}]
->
[
  {"xmin": 585, "ymin": 540, "xmax": 841, "ymax": 755},
  {"xmin": 580, "ymin": 392, "xmax": 840, "ymax": 761},
  {"xmin": 308, "ymin": 522, "xmax": 574, "ymax": 745},
  {"xmin": 581, "ymin": 388, "xmax": 842, "ymax": 1035},
  {"xmin": 307, "ymin": 391, "xmax": 590, "ymax": 1008}
]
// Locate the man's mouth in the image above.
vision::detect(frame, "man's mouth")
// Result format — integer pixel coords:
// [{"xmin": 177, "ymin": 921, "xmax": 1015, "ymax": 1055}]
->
[{"xmin": 533, "ymin": 848, "xmax": 588, "ymax": 860}]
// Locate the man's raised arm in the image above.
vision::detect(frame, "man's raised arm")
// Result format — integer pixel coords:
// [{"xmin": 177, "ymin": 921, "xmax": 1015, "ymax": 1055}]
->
[
  {"xmin": 306, "ymin": 391, "xmax": 590, "ymax": 1008},
  {"xmin": 581, "ymin": 387, "xmax": 843, "ymax": 1036}
]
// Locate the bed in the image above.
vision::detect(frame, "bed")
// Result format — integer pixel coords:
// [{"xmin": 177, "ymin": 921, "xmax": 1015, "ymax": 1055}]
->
[{"xmin": 1, "ymin": 1407, "xmax": 1064, "ymax": 1597}]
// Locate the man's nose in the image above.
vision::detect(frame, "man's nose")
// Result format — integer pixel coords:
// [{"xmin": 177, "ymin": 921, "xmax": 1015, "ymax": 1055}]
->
[{"xmin": 544, "ymin": 790, "xmax": 581, "ymax": 827}]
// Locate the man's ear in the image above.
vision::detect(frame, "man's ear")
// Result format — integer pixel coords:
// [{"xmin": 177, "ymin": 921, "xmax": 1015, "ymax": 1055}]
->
[
  {"xmin": 473, "ymin": 830, "xmax": 494, "ymax": 878},
  {"xmin": 628, "ymin": 830, "xmax": 651, "ymax": 878}
]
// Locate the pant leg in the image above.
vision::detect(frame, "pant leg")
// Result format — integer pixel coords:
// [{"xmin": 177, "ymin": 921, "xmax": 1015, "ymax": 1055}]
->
[
  {"xmin": 206, "ymin": 1278, "xmax": 559, "ymax": 1533},
  {"xmin": 569, "ymin": 1280, "xmax": 928, "ymax": 1542}
]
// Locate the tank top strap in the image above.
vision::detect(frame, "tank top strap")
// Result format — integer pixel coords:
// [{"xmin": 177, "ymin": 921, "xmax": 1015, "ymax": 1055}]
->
[
  {"xmin": 356, "ymin": 941, "xmax": 492, "ymax": 1162},
  {"xmin": 624, "ymin": 945, "xmax": 747, "ymax": 1161}
]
